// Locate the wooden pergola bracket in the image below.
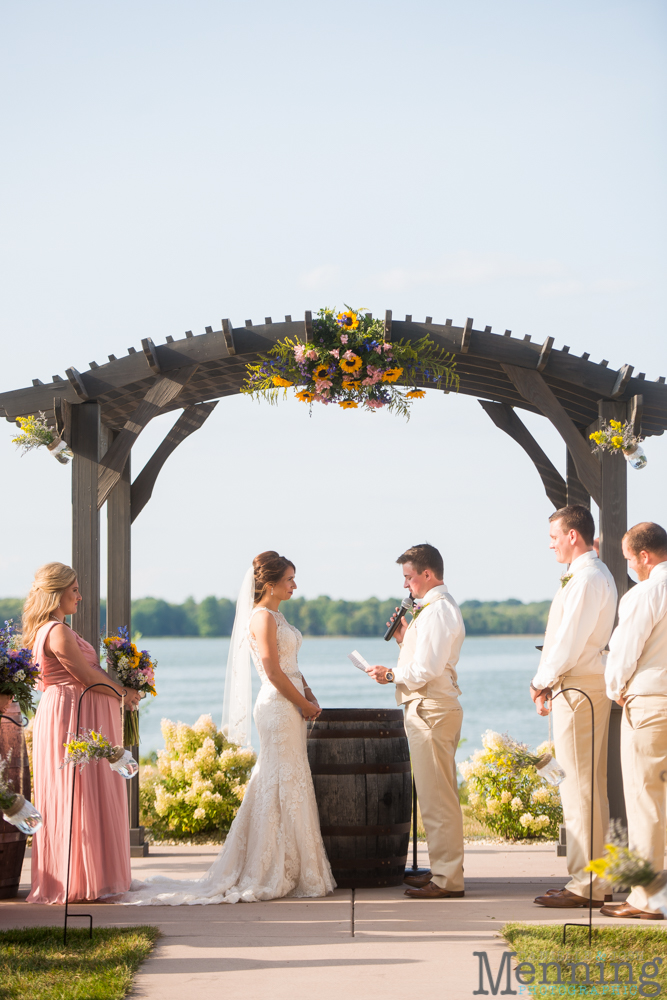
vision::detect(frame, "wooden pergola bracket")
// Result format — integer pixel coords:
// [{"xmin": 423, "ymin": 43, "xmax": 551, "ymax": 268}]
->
[
  {"xmin": 221, "ymin": 319, "xmax": 236, "ymax": 356},
  {"xmin": 501, "ymin": 363, "xmax": 602, "ymax": 505},
  {"xmin": 536, "ymin": 337, "xmax": 554, "ymax": 373},
  {"xmin": 141, "ymin": 337, "xmax": 162, "ymax": 374},
  {"xmin": 384, "ymin": 310, "xmax": 392, "ymax": 341},
  {"xmin": 460, "ymin": 318, "xmax": 473, "ymax": 354},
  {"xmin": 611, "ymin": 364, "xmax": 634, "ymax": 398},
  {"xmin": 304, "ymin": 311, "xmax": 313, "ymax": 341},
  {"xmin": 479, "ymin": 400, "xmax": 566, "ymax": 509},
  {"xmin": 66, "ymin": 367, "xmax": 90, "ymax": 400},
  {"xmin": 130, "ymin": 402, "xmax": 218, "ymax": 522},
  {"xmin": 97, "ymin": 366, "xmax": 198, "ymax": 508}
]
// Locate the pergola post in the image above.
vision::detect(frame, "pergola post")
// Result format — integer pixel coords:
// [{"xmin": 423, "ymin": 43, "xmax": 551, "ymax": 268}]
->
[
  {"xmin": 106, "ymin": 443, "xmax": 149, "ymax": 857},
  {"xmin": 566, "ymin": 450, "xmax": 589, "ymax": 508},
  {"xmin": 70, "ymin": 402, "xmax": 101, "ymax": 648},
  {"xmin": 597, "ymin": 400, "xmax": 630, "ymax": 827}
]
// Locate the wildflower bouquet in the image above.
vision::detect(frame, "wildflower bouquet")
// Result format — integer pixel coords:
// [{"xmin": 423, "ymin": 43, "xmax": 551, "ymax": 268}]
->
[
  {"xmin": 103, "ymin": 627, "xmax": 157, "ymax": 746},
  {"xmin": 12, "ymin": 412, "xmax": 73, "ymax": 464},
  {"xmin": 61, "ymin": 729, "xmax": 138, "ymax": 778},
  {"xmin": 140, "ymin": 715, "xmax": 256, "ymax": 838},
  {"xmin": 458, "ymin": 730, "xmax": 563, "ymax": 841},
  {"xmin": 242, "ymin": 306, "xmax": 458, "ymax": 418},
  {"xmin": 586, "ymin": 820, "xmax": 667, "ymax": 913},
  {"xmin": 0, "ymin": 752, "xmax": 42, "ymax": 834},
  {"xmin": 589, "ymin": 419, "xmax": 647, "ymax": 469},
  {"xmin": 500, "ymin": 733, "xmax": 566, "ymax": 786},
  {"xmin": 0, "ymin": 620, "xmax": 40, "ymax": 716}
]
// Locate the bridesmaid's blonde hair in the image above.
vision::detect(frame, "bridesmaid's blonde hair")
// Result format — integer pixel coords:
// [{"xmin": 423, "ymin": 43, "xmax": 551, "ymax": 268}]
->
[{"xmin": 21, "ymin": 562, "xmax": 77, "ymax": 649}]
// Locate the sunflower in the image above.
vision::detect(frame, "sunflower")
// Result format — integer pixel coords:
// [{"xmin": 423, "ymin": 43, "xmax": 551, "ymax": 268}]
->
[
  {"xmin": 342, "ymin": 380, "xmax": 362, "ymax": 390},
  {"xmin": 339, "ymin": 354, "xmax": 362, "ymax": 374},
  {"xmin": 406, "ymin": 389, "xmax": 426, "ymax": 399},
  {"xmin": 313, "ymin": 364, "xmax": 330, "ymax": 381},
  {"xmin": 339, "ymin": 400, "xmax": 358, "ymax": 409},
  {"xmin": 295, "ymin": 390, "xmax": 315, "ymax": 403},
  {"xmin": 272, "ymin": 375, "xmax": 293, "ymax": 387},
  {"xmin": 337, "ymin": 310, "xmax": 359, "ymax": 331},
  {"xmin": 382, "ymin": 367, "xmax": 403, "ymax": 383}
]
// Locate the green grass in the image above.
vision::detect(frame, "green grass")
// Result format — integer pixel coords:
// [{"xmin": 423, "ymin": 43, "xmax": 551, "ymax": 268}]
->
[
  {"xmin": 504, "ymin": 923, "xmax": 667, "ymax": 997},
  {"xmin": 0, "ymin": 925, "xmax": 160, "ymax": 1000}
]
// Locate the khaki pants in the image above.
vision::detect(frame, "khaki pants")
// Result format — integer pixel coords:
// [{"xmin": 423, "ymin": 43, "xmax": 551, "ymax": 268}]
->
[
  {"xmin": 621, "ymin": 694, "xmax": 667, "ymax": 912},
  {"xmin": 404, "ymin": 698, "xmax": 464, "ymax": 891},
  {"xmin": 552, "ymin": 674, "xmax": 611, "ymax": 898}
]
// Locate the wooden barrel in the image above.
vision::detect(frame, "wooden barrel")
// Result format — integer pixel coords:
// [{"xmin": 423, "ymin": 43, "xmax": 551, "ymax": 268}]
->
[
  {"xmin": 0, "ymin": 706, "xmax": 30, "ymax": 899},
  {"xmin": 307, "ymin": 708, "xmax": 412, "ymax": 888}
]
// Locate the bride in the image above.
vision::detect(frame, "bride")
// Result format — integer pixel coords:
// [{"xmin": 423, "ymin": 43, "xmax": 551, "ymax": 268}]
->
[{"xmin": 122, "ymin": 551, "xmax": 335, "ymax": 905}]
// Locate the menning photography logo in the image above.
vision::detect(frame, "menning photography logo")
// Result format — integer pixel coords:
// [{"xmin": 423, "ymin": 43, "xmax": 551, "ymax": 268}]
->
[{"xmin": 473, "ymin": 951, "xmax": 663, "ymax": 996}]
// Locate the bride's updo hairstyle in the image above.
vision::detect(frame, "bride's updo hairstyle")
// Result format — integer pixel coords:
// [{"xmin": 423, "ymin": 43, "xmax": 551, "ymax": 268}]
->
[
  {"xmin": 21, "ymin": 562, "xmax": 77, "ymax": 649},
  {"xmin": 253, "ymin": 551, "xmax": 295, "ymax": 605}
]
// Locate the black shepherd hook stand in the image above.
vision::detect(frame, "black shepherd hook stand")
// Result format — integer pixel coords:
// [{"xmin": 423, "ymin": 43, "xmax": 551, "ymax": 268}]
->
[
  {"xmin": 0, "ymin": 713, "xmax": 28, "ymax": 728},
  {"xmin": 551, "ymin": 686, "xmax": 596, "ymax": 946},
  {"xmin": 63, "ymin": 682, "xmax": 124, "ymax": 946},
  {"xmin": 409, "ymin": 776, "xmax": 430, "ymax": 877}
]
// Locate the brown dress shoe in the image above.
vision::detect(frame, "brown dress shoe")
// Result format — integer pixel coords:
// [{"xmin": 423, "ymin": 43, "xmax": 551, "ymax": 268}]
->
[
  {"xmin": 403, "ymin": 871, "xmax": 432, "ymax": 888},
  {"xmin": 404, "ymin": 881, "xmax": 465, "ymax": 899},
  {"xmin": 544, "ymin": 887, "xmax": 613, "ymax": 902},
  {"xmin": 600, "ymin": 902, "xmax": 664, "ymax": 920},
  {"xmin": 534, "ymin": 888, "xmax": 604, "ymax": 908}
]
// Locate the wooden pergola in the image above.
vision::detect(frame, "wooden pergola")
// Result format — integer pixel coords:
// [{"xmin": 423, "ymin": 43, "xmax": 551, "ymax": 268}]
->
[{"xmin": 2, "ymin": 311, "xmax": 666, "ymax": 853}]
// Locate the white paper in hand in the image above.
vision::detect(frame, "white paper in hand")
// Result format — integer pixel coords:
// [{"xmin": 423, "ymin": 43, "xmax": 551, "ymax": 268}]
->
[{"xmin": 348, "ymin": 650, "xmax": 372, "ymax": 673}]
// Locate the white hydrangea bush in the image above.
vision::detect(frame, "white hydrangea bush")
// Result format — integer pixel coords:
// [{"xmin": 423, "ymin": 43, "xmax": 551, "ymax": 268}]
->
[
  {"xmin": 140, "ymin": 715, "xmax": 256, "ymax": 838},
  {"xmin": 458, "ymin": 730, "xmax": 562, "ymax": 841}
]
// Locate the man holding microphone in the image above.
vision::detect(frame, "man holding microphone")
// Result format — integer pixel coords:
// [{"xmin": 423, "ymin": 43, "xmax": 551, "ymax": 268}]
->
[{"xmin": 368, "ymin": 543, "xmax": 466, "ymax": 899}]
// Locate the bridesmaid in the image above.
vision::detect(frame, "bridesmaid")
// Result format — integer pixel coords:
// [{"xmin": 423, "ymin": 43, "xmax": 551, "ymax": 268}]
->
[{"xmin": 23, "ymin": 562, "xmax": 141, "ymax": 903}]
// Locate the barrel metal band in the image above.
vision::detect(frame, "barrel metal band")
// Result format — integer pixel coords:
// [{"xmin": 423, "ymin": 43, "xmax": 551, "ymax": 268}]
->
[
  {"xmin": 309, "ymin": 762, "xmax": 411, "ymax": 775},
  {"xmin": 321, "ymin": 822, "xmax": 412, "ymax": 836},
  {"xmin": 308, "ymin": 728, "xmax": 406, "ymax": 740},
  {"xmin": 313, "ymin": 710, "xmax": 404, "ymax": 723},
  {"xmin": 329, "ymin": 855, "xmax": 408, "ymax": 869}
]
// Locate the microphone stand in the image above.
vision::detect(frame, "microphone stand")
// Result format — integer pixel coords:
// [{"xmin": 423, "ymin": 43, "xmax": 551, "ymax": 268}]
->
[
  {"xmin": 551, "ymin": 687, "xmax": 596, "ymax": 946},
  {"xmin": 409, "ymin": 776, "xmax": 430, "ymax": 877},
  {"xmin": 63, "ymin": 682, "xmax": 124, "ymax": 946}
]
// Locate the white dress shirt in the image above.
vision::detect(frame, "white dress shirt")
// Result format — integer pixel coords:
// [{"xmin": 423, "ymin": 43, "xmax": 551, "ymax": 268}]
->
[
  {"xmin": 605, "ymin": 560, "xmax": 667, "ymax": 701},
  {"xmin": 532, "ymin": 550, "xmax": 617, "ymax": 691},
  {"xmin": 393, "ymin": 585, "xmax": 465, "ymax": 703}
]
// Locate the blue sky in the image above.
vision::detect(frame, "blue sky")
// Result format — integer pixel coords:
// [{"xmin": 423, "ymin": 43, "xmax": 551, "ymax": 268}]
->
[{"xmin": 1, "ymin": 0, "xmax": 665, "ymax": 604}]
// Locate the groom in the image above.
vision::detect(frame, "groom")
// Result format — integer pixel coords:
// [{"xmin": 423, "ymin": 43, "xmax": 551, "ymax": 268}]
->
[{"xmin": 368, "ymin": 543, "xmax": 465, "ymax": 899}]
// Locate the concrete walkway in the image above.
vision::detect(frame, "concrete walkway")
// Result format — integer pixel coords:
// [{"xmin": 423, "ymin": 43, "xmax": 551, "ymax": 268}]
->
[{"xmin": 0, "ymin": 842, "xmax": 646, "ymax": 1000}]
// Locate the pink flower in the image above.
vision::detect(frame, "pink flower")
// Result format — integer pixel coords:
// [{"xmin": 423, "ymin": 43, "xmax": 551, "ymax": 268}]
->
[
  {"xmin": 315, "ymin": 379, "xmax": 332, "ymax": 392},
  {"xmin": 383, "ymin": 343, "xmax": 393, "ymax": 353},
  {"xmin": 340, "ymin": 334, "xmax": 348, "ymax": 344},
  {"xmin": 313, "ymin": 392, "xmax": 331, "ymax": 405},
  {"xmin": 374, "ymin": 346, "xmax": 382, "ymax": 354},
  {"xmin": 306, "ymin": 349, "xmax": 318, "ymax": 360},
  {"xmin": 329, "ymin": 348, "xmax": 340, "ymax": 359},
  {"xmin": 366, "ymin": 399, "xmax": 386, "ymax": 409},
  {"xmin": 343, "ymin": 350, "xmax": 356, "ymax": 361},
  {"xmin": 293, "ymin": 345, "xmax": 306, "ymax": 362}
]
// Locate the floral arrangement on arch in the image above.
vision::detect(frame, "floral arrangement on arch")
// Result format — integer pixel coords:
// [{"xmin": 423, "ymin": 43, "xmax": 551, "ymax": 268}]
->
[
  {"xmin": 11, "ymin": 412, "xmax": 73, "ymax": 464},
  {"xmin": 589, "ymin": 419, "xmax": 647, "ymax": 470},
  {"xmin": 103, "ymin": 627, "xmax": 157, "ymax": 746},
  {"xmin": 0, "ymin": 620, "xmax": 40, "ymax": 716},
  {"xmin": 242, "ymin": 306, "xmax": 459, "ymax": 417},
  {"xmin": 139, "ymin": 715, "xmax": 256, "ymax": 839},
  {"xmin": 458, "ymin": 730, "xmax": 563, "ymax": 841}
]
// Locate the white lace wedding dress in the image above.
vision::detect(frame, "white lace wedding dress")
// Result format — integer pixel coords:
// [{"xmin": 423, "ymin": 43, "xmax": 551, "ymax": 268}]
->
[{"xmin": 121, "ymin": 608, "xmax": 335, "ymax": 905}]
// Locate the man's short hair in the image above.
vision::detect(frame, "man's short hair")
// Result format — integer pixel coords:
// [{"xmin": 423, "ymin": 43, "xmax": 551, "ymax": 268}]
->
[
  {"xmin": 549, "ymin": 505, "xmax": 595, "ymax": 546},
  {"xmin": 396, "ymin": 543, "xmax": 444, "ymax": 579},
  {"xmin": 624, "ymin": 522, "xmax": 667, "ymax": 556}
]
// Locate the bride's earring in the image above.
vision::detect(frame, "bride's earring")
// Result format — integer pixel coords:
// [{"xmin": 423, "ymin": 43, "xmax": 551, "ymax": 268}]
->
[{"xmin": 271, "ymin": 587, "xmax": 274, "ymax": 596}]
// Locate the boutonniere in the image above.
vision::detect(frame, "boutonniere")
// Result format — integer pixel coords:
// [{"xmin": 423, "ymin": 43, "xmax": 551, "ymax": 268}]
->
[
  {"xmin": 411, "ymin": 602, "xmax": 429, "ymax": 621},
  {"xmin": 560, "ymin": 573, "xmax": 573, "ymax": 588}
]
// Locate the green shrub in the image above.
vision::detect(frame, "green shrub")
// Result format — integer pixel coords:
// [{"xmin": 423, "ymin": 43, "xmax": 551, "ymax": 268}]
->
[
  {"xmin": 458, "ymin": 730, "xmax": 563, "ymax": 840},
  {"xmin": 140, "ymin": 714, "xmax": 256, "ymax": 838}
]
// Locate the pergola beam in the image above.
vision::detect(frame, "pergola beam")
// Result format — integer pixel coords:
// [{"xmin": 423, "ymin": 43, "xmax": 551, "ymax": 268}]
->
[
  {"xmin": 130, "ymin": 402, "xmax": 218, "ymax": 522},
  {"xmin": 478, "ymin": 401, "xmax": 566, "ymax": 508},
  {"xmin": 97, "ymin": 366, "xmax": 198, "ymax": 508},
  {"xmin": 501, "ymin": 364, "xmax": 602, "ymax": 504}
]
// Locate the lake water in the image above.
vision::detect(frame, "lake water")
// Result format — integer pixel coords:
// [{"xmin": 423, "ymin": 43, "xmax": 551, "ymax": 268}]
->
[{"xmin": 137, "ymin": 635, "xmax": 552, "ymax": 762}]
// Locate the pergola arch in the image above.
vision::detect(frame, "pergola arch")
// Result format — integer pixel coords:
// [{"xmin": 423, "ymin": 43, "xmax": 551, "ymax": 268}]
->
[{"xmin": 3, "ymin": 309, "xmax": 665, "ymax": 850}]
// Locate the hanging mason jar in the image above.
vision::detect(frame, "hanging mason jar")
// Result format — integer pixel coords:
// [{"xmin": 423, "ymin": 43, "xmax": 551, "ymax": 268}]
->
[{"xmin": 623, "ymin": 443, "xmax": 647, "ymax": 470}]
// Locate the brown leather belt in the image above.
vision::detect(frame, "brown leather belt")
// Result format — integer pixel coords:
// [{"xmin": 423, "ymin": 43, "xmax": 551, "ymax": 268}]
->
[
  {"xmin": 321, "ymin": 822, "xmax": 411, "ymax": 836},
  {"xmin": 309, "ymin": 762, "xmax": 411, "ymax": 775}
]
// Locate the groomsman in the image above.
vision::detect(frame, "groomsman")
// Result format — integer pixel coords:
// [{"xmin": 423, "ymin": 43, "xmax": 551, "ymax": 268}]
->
[
  {"xmin": 531, "ymin": 505, "xmax": 617, "ymax": 909},
  {"xmin": 368, "ymin": 543, "xmax": 465, "ymax": 899},
  {"xmin": 601, "ymin": 522, "xmax": 667, "ymax": 920}
]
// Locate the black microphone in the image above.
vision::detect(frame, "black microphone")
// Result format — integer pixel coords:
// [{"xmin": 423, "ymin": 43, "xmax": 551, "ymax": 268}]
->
[{"xmin": 384, "ymin": 596, "xmax": 414, "ymax": 641}]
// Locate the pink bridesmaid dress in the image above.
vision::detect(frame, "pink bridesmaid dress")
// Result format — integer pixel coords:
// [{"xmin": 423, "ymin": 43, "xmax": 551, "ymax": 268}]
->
[{"xmin": 27, "ymin": 621, "xmax": 131, "ymax": 903}]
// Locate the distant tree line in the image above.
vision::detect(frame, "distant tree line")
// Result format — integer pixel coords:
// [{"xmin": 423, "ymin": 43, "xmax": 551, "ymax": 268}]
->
[{"xmin": 0, "ymin": 595, "xmax": 550, "ymax": 638}]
